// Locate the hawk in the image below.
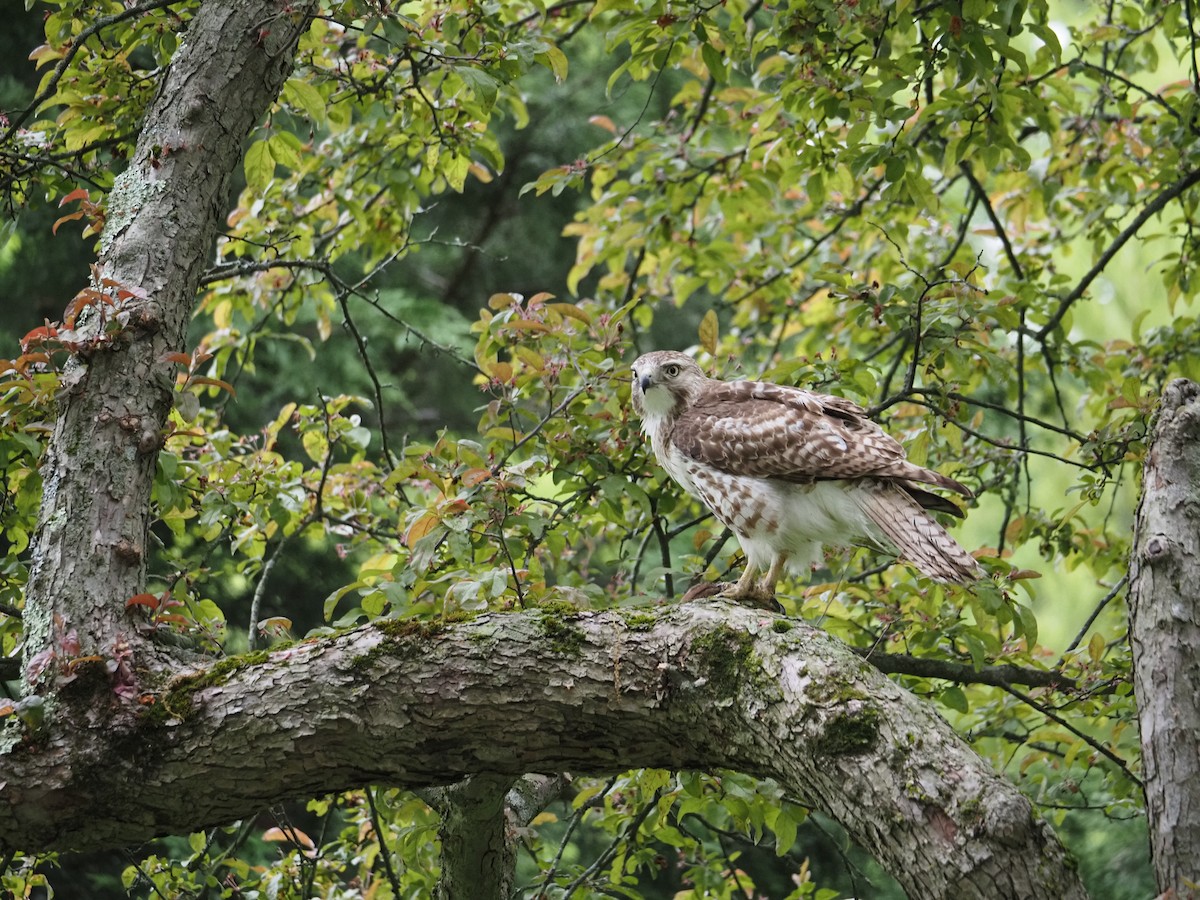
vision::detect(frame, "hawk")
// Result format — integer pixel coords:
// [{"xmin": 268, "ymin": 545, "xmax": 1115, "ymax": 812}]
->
[{"xmin": 630, "ymin": 350, "xmax": 981, "ymax": 605}]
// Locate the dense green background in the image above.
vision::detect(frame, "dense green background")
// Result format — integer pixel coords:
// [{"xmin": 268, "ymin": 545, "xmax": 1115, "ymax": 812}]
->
[{"xmin": 4, "ymin": 0, "xmax": 1192, "ymax": 895}]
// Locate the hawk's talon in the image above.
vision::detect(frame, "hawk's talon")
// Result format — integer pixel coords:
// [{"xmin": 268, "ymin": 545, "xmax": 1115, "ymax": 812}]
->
[{"xmin": 679, "ymin": 580, "xmax": 784, "ymax": 613}]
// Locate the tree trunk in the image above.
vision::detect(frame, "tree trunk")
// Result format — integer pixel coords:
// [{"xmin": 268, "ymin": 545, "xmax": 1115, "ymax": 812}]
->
[
  {"xmin": 21, "ymin": 0, "xmax": 319, "ymax": 680},
  {"xmin": 424, "ymin": 775, "xmax": 518, "ymax": 900},
  {"xmin": 421, "ymin": 774, "xmax": 564, "ymax": 899},
  {"xmin": 0, "ymin": 601, "xmax": 1088, "ymax": 900},
  {"xmin": 1131, "ymin": 378, "xmax": 1200, "ymax": 898}
]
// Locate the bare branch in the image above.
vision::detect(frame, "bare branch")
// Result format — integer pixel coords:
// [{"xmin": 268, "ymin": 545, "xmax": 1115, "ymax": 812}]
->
[
  {"xmin": 1037, "ymin": 166, "xmax": 1200, "ymax": 339},
  {"xmin": 857, "ymin": 648, "xmax": 1082, "ymax": 692}
]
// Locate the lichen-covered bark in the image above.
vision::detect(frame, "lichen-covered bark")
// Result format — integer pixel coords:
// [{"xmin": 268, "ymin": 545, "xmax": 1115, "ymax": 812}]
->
[
  {"xmin": 21, "ymin": 0, "xmax": 319, "ymax": 677},
  {"xmin": 424, "ymin": 775, "xmax": 518, "ymax": 900},
  {"xmin": 0, "ymin": 602, "xmax": 1087, "ymax": 900},
  {"xmin": 1131, "ymin": 378, "xmax": 1200, "ymax": 897}
]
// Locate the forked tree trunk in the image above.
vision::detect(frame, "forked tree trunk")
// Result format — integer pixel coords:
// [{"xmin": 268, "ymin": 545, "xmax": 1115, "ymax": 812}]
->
[{"xmin": 1130, "ymin": 378, "xmax": 1200, "ymax": 897}]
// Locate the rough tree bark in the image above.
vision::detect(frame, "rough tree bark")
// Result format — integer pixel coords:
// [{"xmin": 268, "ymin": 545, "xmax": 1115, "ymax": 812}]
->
[
  {"xmin": 423, "ymin": 775, "xmax": 517, "ymax": 900},
  {"xmin": 20, "ymin": 0, "xmax": 319, "ymax": 678},
  {"xmin": 0, "ymin": 602, "xmax": 1087, "ymax": 899},
  {"xmin": 1131, "ymin": 378, "xmax": 1200, "ymax": 898}
]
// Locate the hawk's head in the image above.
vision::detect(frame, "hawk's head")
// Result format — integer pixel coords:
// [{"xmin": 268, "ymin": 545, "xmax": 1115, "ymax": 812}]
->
[{"xmin": 630, "ymin": 351, "xmax": 708, "ymax": 420}]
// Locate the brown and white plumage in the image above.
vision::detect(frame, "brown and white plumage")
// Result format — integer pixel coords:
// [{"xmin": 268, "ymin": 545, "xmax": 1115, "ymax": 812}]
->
[{"xmin": 630, "ymin": 350, "xmax": 981, "ymax": 604}]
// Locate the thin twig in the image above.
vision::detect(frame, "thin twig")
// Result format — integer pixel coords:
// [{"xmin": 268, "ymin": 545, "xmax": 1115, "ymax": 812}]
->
[
  {"xmin": 492, "ymin": 384, "xmax": 588, "ymax": 474},
  {"xmin": 1000, "ymin": 684, "xmax": 1141, "ymax": 787},
  {"xmin": 1038, "ymin": 165, "xmax": 1200, "ymax": 339},
  {"xmin": 247, "ymin": 533, "xmax": 291, "ymax": 651},
  {"xmin": 531, "ymin": 775, "xmax": 618, "ymax": 897},
  {"xmin": 959, "ymin": 161, "xmax": 1025, "ymax": 279},
  {"xmin": 562, "ymin": 787, "xmax": 664, "ymax": 897},
  {"xmin": 1059, "ymin": 575, "xmax": 1128, "ymax": 663},
  {"xmin": 366, "ymin": 787, "xmax": 403, "ymax": 897}
]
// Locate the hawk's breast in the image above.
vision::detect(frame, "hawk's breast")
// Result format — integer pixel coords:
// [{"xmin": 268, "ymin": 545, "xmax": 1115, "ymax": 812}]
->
[{"xmin": 658, "ymin": 425, "xmax": 881, "ymax": 571}]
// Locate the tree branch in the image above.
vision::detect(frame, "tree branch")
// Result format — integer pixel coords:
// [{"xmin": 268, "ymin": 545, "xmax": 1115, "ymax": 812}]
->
[
  {"xmin": 21, "ymin": 0, "xmax": 321, "ymax": 672},
  {"xmin": 1037, "ymin": 165, "xmax": 1200, "ymax": 339},
  {"xmin": 0, "ymin": 602, "xmax": 1086, "ymax": 900},
  {"xmin": 856, "ymin": 648, "xmax": 1080, "ymax": 691},
  {"xmin": 1130, "ymin": 378, "xmax": 1200, "ymax": 896}
]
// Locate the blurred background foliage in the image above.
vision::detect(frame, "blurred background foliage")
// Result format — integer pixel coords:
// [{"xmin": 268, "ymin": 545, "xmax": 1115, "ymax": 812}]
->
[{"xmin": 2, "ymin": 0, "xmax": 1193, "ymax": 896}]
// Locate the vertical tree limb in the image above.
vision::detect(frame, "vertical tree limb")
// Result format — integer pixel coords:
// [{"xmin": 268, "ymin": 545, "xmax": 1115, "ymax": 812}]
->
[
  {"xmin": 1130, "ymin": 378, "xmax": 1200, "ymax": 897},
  {"xmin": 22, "ymin": 0, "xmax": 319, "ymax": 678},
  {"xmin": 422, "ymin": 773, "xmax": 565, "ymax": 898}
]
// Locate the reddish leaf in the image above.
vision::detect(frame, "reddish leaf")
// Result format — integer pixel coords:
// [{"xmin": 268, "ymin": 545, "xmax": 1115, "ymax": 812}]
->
[
  {"xmin": 58, "ymin": 188, "xmax": 90, "ymax": 207},
  {"xmin": 126, "ymin": 593, "xmax": 161, "ymax": 612},
  {"xmin": 20, "ymin": 324, "xmax": 58, "ymax": 350},
  {"xmin": 52, "ymin": 211, "xmax": 83, "ymax": 235},
  {"xmin": 187, "ymin": 376, "xmax": 237, "ymax": 397},
  {"xmin": 114, "ymin": 285, "xmax": 149, "ymax": 301}
]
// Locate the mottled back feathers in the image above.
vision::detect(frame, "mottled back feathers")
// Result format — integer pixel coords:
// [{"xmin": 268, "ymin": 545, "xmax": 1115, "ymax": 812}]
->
[{"xmin": 669, "ymin": 379, "xmax": 972, "ymax": 508}]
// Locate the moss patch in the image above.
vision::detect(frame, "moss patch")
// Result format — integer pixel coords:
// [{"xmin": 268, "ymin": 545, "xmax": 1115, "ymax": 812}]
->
[
  {"xmin": 809, "ymin": 678, "xmax": 871, "ymax": 706},
  {"xmin": 351, "ymin": 612, "xmax": 479, "ymax": 669},
  {"xmin": 620, "ymin": 610, "xmax": 658, "ymax": 632},
  {"xmin": 375, "ymin": 609, "xmax": 476, "ymax": 640},
  {"xmin": 151, "ymin": 649, "xmax": 273, "ymax": 724},
  {"xmin": 691, "ymin": 626, "xmax": 755, "ymax": 695},
  {"xmin": 814, "ymin": 706, "xmax": 880, "ymax": 756},
  {"xmin": 536, "ymin": 602, "xmax": 585, "ymax": 656}
]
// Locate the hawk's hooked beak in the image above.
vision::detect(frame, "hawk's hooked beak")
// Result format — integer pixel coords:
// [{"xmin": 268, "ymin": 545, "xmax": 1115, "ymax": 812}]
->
[{"xmin": 638, "ymin": 372, "xmax": 654, "ymax": 395}]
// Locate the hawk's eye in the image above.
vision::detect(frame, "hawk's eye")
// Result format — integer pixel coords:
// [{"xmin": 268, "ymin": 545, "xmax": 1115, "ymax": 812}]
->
[{"xmin": 663, "ymin": 364, "xmax": 681, "ymax": 378}]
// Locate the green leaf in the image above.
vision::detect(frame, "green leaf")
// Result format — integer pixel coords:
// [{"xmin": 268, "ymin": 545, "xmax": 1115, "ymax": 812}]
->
[
  {"xmin": 267, "ymin": 131, "xmax": 303, "ymax": 172},
  {"xmin": 698, "ymin": 309, "xmax": 718, "ymax": 355},
  {"xmin": 700, "ymin": 42, "xmax": 726, "ymax": 82},
  {"xmin": 458, "ymin": 66, "xmax": 499, "ymax": 111},
  {"xmin": 1088, "ymin": 631, "xmax": 1105, "ymax": 662},
  {"xmin": 536, "ymin": 44, "xmax": 569, "ymax": 83},
  {"xmin": 1014, "ymin": 603, "xmax": 1039, "ymax": 646},
  {"xmin": 940, "ymin": 686, "xmax": 969, "ymax": 714},
  {"xmin": 771, "ymin": 806, "xmax": 798, "ymax": 855},
  {"xmin": 282, "ymin": 78, "xmax": 326, "ymax": 124},
  {"xmin": 243, "ymin": 139, "xmax": 274, "ymax": 195}
]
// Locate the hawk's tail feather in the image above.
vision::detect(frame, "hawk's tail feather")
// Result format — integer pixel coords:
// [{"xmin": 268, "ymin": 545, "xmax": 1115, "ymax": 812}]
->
[
  {"xmin": 859, "ymin": 484, "xmax": 983, "ymax": 584},
  {"xmin": 889, "ymin": 462, "xmax": 974, "ymax": 500}
]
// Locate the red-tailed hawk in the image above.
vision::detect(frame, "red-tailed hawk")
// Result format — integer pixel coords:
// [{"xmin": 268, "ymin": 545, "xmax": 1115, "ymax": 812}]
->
[{"xmin": 630, "ymin": 350, "xmax": 981, "ymax": 605}]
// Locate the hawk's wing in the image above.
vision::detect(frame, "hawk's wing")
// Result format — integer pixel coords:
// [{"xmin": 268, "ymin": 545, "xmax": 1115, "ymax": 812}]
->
[{"xmin": 670, "ymin": 380, "xmax": 971, "ymax": 507}]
